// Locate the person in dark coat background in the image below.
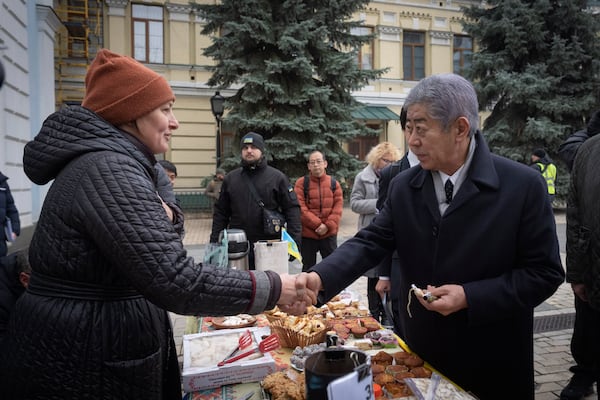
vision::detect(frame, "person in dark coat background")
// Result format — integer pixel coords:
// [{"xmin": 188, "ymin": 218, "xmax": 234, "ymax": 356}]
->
[
  {"xmin": 156, "ymin": 159, "xmax": 182, "ymax": 214},
  {"xmin": 296, "ymin": 73, "xmax": 565, "ymax": 400},
  {"xmin": 0, "ymin": 171, "xmax": 20, "ymax": 258},
  {"xmin": 157, "ymin": 159, "xmax": 178, "ymax": 186},
  {"xmin": 210, "ymin": 132, "xmax": 302, "ymax": 269},
  {"xmin": 558, "ymin": 110, "xmax": 600, "ymax": 173},
  {"xmin": 374, "ymin": 106, "xmax": 419, "ymax": 332},
  {"xmin": 205, "ymin": 167, "xmax": 226, "ymax": 207},
  {"xmin": 350, "ymin": 141, "xmax": 401, "ymax": 324},
  {"xmin": 0, "ymin": 49, "xmax": 311, "ymax": 399},
  {"xmin": 0, "ymin": 60, "xmax": 21, "ymax": 258},
  {"xmin": 561, "ymin": 121, "xmax": 600, "ymax": 400},
  {"xmin": 0, "ymin": 248, "xmax": 30, "ymax": 342}
]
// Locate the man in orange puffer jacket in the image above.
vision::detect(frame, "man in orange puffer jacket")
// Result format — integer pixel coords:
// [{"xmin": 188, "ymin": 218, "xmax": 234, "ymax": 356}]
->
[{"xmin": 294, "ymin": 151, "xmax": 343, "ymax": 271}]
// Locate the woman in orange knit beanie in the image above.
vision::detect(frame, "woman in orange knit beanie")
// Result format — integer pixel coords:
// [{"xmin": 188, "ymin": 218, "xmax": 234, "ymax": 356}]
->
[{"xmin": 1, "ymin": 49, "xmax": 312, "ymax": 399}]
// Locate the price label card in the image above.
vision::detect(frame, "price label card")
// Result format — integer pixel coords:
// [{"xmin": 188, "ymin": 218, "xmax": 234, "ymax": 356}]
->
[{"xmin": 326, "ymin": 368, "xmax": 373, "ymax": 400}]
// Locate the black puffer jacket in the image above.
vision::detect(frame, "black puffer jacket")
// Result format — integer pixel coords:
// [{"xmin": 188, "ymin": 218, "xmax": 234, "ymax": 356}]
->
[
  {"xmin": 210, "ymin": 158, "xmax": 301, "ymax": 246},
  {"xmin": 558, "ymin": 110, "xmax": 600, "ymax": 171},
  {"xmin": 0, "ymin": 106, "xmax": 281, "ymax": 399},
  {"xmin": 566, "ymin": 133, "xmax": 600, "ymax": 311}
]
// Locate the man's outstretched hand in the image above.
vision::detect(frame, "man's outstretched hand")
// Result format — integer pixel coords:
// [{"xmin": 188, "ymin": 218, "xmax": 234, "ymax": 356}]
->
[{"xmin": 277, "ymin": 272, "xmax": 322, "ymax": 315}]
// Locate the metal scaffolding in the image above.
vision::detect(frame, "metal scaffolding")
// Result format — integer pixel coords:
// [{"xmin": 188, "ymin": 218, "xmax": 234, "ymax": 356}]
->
[{"xmin": 54, "ymin": 0, "xmax": 102, "ymax": 108}]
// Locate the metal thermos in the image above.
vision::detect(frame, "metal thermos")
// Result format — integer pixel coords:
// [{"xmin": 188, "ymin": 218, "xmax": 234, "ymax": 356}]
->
[
  {"xmin": 219, "ymin": 229, "xmax": 249, "ymax": 271},
  {"xmin": 304, "ymin": 349, "xmax": 370, "ymax": 400}
]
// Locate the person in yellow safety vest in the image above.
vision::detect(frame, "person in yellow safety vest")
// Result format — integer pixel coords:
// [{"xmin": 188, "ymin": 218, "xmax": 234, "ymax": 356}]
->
[{"xmin": 530, "ymin": 148, "xmax": 557, "ymax": 203}]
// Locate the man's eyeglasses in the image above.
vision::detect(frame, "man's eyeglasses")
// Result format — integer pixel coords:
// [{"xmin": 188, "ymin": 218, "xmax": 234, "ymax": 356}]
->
[{"xmin": 309, "ymin": 160, "xmax": 324, "ymax": 165}]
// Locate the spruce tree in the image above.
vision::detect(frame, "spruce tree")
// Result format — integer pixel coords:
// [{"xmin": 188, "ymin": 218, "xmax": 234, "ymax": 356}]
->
[
  {"xmin": 462, "ymin": 0, "xmax": 600, "ymax": 202},
  {"xmin": 195, "ymin": 0, "xmax": 385, "ymax": 184}
]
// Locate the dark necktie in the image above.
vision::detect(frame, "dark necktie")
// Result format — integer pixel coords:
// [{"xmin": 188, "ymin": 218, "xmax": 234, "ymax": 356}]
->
[{"xmin": 444, "ymin": 179, "xmax": 454, "ymax": 204}]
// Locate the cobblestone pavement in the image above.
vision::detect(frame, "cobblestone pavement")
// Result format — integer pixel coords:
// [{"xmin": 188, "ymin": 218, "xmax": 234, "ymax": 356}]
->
[{"xmin": 173, "ymin": 208, "xmax": 595, "ymax": 399}]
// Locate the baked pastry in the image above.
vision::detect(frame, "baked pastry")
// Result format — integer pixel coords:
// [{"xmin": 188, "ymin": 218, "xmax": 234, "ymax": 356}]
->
[
  {"xmin": 371, "ymin": 350, "xmax": 394, "ymax": 364},
  {"xmin": 371, "ymin": 363, "xmax": 385, "ymax": 375},
  {"xmin": 351, "ymin": 326, "xmax": 367, "ymax": 338},
  {"xmin": 374, "ymin": 373, "xmax": 395, "ymax": 385},
  {"xmin": 262, "ymin": 370, "xmax": 305, "ymax": 400},
  {"xmin": 410, "ymin": 366, "xmax": 432, "ymax": 378},
  {"xmin": 383, "ymin": 382, "xmax": 411, "ymax": 398},
  {"xmin": 404, "ymin": 354, "xmax": 424, "ymax": 367},
  {"xmin": 392, "ymin": 371, "xmax": 416, "ymax": 381},
  {"xmin": 392, "ymin": 351, "xmax": 410, "ymax": 365},
  {"xmin": 364, "ymin": 322, "xmax": 380, "ymax": 332},
  {"xmin": 332, "ymin": 324, "xmax": 349, "ymax": 334},
  {"xmin": 353, "ymin": 339, "xmax": 373, "ymax": 351},
  {"xmin": 385, "ymin": 365, "xmax": 409, "ymax": 375}
]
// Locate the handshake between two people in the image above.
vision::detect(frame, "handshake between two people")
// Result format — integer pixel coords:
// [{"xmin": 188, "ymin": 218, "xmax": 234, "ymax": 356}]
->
[{"xmin": 276, "ymin": 272, "xmax": 322, "ymax": 315}]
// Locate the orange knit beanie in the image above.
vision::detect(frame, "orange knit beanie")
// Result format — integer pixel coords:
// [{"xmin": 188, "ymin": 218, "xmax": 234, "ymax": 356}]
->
[{"xmin": 82, "ymin": 49, "xmax": 175, "ymax": 126}]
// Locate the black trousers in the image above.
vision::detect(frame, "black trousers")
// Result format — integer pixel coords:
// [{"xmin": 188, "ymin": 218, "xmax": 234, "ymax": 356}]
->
[
  {"xmin": 367, "ymin": 277, "xmax": 385, "ymax": 322},
  {"xmin": 300, "ymin": 236, "xmax": 337, "ymax": 271},
  {"xmin": 569, "ymin": 295, "xmax": 600, "ymax": 385}
]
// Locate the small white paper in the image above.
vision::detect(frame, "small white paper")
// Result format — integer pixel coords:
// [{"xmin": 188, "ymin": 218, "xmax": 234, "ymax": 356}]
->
[{"xmin": 327, "ymin": 369, "xmax": 374, "ymax": 400}]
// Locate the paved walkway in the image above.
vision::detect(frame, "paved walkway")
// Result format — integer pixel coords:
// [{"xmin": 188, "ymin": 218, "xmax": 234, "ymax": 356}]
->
[{"xmin": 173, "ymin": 208, "xmax": 595, "ymax": 399}]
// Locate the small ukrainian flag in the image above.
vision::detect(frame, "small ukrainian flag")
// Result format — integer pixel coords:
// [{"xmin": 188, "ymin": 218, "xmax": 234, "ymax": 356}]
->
[{"xmin": 282, "ymin": 228, "xmax": 302, "ymax": 264}]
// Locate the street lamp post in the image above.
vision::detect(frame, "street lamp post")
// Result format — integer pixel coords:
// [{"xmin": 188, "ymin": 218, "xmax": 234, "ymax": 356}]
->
[{"xmin": 210, "ymin": 91, "xmax": 225, "ymax": 167}]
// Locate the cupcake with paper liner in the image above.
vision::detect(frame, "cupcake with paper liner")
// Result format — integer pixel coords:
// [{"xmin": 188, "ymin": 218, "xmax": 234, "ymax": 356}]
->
[
  {"xmin": 404, "ymin": 354, "xmax": 424, "ymax": 367},
  {"xmin": 371, "ymin": 363, "xmax": 386, "ymax": 376},
  {"xmin": 371, "ymin": 350, "xmax": 394, "ymax": 365}
]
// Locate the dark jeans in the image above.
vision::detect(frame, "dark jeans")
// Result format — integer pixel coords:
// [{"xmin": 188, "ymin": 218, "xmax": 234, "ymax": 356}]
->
[
  {"xmin": 569, "ymin": 295, "xmax": 600, "ymax": 385},
  {"xmin": 300, "ymin": 236, "xmax": 337, "ymax": 271},
  {"xmin": 367, "ymin": 277, "xmax": 384, "ymax": 322}
]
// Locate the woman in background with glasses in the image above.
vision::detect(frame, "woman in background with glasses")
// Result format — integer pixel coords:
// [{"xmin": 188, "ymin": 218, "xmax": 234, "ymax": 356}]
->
[{"xmin": 350, "ymin": 141, "xmax": 401, "ymax": 324}]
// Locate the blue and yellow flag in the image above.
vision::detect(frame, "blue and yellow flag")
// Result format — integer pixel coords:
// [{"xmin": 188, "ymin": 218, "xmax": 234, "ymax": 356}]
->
[{"xmin": 282, "ymin": 228, "xmax": 302, "ymax": 264}]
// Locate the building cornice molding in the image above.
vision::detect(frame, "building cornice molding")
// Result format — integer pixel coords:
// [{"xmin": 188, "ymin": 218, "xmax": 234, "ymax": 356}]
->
[
  {"xmin": 378, "ymin": 25, "xmax": 401, "ymax": 35},
  {"xmin": 430, "ymin": 31, "xmax": 453, "ymax": 39},
  {"xmin": 105, "ymin": 0, "xmax": 128, "ymax": 17},
  {"xmin": 166, "ymin": 3, "xmax": 193, "ymax": 22},
  {"xmin": 191, "ymin": 8, "xmax": 207, "ymax": 24},
  {"xmin": 372, "ymin": 0, "xmax": 484, "ymax": 11},
  {"xmin": 361, "ymin": 7, "xmax": 381, "ymax": 16},
  {"xmin": 430, "ymin": 30, "xmax": 452, "ymax": 46},
  {"xmin": 399, "ymin": 11, "xmax": 432, "ymax": 19},
  {"xmin": 105, "ymin": 0, "xmax": 128, "ymax": 6},
  {"xmin": 36, "ymin": 5, "xmax": 62, "ymax": 37},
  {"xmin": 171, "ymin": 84, "xmax": 239, "ymax": 98},
  {"xmin": 352, "ymin": 93, "xmax": 407, "ymax": 107},
  {"xmin": 377, "ymin": 25, "xmax": 401, "ymax": 42}
]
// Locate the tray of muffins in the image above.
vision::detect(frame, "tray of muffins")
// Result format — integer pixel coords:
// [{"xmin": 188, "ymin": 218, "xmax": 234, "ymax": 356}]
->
[
  {"xmin": 369, "ymin": 349, "xmax": 477, "ymax": 399},
  {"xmin": 370, "ymin": 350, "xmax": 430, "ymax": 398}
]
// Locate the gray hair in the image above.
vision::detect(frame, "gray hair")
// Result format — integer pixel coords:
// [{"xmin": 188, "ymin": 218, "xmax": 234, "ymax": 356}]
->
[{"xmin": 404, "ymin": 73, "xmax": 479, "ymax": 136}]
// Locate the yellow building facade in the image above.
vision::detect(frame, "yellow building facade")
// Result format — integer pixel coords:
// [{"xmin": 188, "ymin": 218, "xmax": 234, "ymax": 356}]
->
[{"xmin": 54, "ymin": 0, "xmax": 481, "ymax": 190}]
